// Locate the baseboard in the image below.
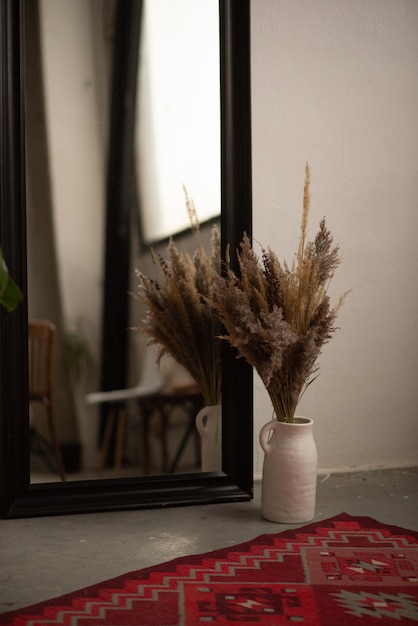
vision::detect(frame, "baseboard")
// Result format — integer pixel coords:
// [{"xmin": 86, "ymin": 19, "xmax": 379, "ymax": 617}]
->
[{"xmin": 253, "ymin": 460, "xmax": 417, "ymax": 482}]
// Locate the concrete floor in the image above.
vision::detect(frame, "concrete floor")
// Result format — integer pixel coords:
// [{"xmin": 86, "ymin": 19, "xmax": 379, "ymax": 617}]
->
[{"xmin": 1, "ymin": 467, "xmax": 417, "ymax": 614}]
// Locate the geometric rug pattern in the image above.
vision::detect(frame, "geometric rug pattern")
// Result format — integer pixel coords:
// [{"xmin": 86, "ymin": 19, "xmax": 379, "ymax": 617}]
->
[{"xmin": 1, "ymin": 513, "xmax": 417, "ymax": 625}]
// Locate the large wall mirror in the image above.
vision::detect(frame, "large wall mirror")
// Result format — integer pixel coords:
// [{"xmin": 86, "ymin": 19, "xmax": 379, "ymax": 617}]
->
[{"xmin": 0, "ymin": 0, "xmax": 252, "ymax": 518}]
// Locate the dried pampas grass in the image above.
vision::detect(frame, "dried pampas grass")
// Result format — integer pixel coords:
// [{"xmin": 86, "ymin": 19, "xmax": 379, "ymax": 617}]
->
[
  {"xmin": 212, "ymin": 164, "xmax": 349, "ymax": 422},
  {"xmin": 133, "ymin": 191, "xmax": 222, "ymax": 406}
]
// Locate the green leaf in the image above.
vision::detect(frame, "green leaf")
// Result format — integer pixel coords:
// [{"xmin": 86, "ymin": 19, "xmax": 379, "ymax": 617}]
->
[{"xmin": 0, "ymin": 249, "xmax": 23, "ymax": 312}]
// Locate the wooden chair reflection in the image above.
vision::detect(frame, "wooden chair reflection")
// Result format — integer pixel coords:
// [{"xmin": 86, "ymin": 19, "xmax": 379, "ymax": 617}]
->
[
  {"xmin": 85, "ymin": 345, "xmax": 166, "ymax": 475},
  {"xmin": 151, "ymin": 383, "xmax": 203, "ymax": 474},
  {"xmin": 86, "ymin": 347, "xmax": 204, "ymax": 476},
  {"xmin": 28, "ymin": 320, "xmax": 66, "ymax": 481}
]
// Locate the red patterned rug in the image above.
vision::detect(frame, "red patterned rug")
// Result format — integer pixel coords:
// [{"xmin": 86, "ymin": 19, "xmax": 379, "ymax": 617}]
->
[{"xmin": 1, "ymin": 513, "xmax": 417, "ymax": 625}]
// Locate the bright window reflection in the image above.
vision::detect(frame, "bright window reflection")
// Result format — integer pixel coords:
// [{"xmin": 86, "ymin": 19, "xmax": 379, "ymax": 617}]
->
[{"xmin": 136, "ymin": 0, "xmax": 220, "ymax": 243}]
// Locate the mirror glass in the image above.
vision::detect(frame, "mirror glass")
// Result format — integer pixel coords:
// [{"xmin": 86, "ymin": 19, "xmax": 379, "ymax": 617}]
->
[
  {"xmin": 27, "ymin": 0, "xmax": 221, "ymax": 484},
  {"xmin": 0, "ymin": 0, "xmax": 252, "ymax": 518}
]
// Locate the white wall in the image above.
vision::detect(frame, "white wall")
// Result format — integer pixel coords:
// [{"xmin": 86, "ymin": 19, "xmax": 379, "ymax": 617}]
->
[
  {"xmin": 40, "ymin": 0, "xmax": 107, "ymax": 465},
  {"xmin": 251, "ymin": 0, "xmax": 418, "ymax": 476},
  {"xmin": 41, "ymin": 0, "xmax": 105, "ymax": 334}
]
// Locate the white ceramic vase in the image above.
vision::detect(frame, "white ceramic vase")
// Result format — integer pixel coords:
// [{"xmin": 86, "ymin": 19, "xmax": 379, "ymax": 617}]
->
[
  {"xmin": 259, "ymin": 416, "xmax": 318, "ymax": 523},
  {"xmin": 195, "ymin": 405, "xmax": 222, "ymax": 472}
]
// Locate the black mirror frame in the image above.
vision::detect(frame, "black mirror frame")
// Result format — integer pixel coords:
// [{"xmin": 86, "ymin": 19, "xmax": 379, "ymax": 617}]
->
[{"xmin": 0, "ymin": 0, "xmax": 253, "ymax": 518}]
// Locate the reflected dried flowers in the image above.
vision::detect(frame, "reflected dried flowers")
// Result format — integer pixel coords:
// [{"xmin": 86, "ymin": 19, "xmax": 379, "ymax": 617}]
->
[{"xmin": 133, "ymin": 192, "xmax": 222, "ymax": 406}]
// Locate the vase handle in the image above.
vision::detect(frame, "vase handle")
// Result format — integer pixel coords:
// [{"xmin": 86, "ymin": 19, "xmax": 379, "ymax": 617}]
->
[
  {"xmin": 195, "ymin": 406, "xmax": 209, "ymax": 436},
  {"xmin": 259, "ymin": 420, "xmax": 278, "ymax": 455}
]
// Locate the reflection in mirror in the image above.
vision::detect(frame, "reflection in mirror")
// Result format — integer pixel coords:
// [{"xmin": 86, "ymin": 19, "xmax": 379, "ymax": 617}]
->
[
  {"xmin": 26, "ymin": 0, "xmax": 221, "ymax": 484},
  {"xmin": 0, "ymin": 0, "xmax": 252, "ymax": 518},
  {"xmin": 136, "ymin": 0, "xmax": 220, "ymax": 243}
]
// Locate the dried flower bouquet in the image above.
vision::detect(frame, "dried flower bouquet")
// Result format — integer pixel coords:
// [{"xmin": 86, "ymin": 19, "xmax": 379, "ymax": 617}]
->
[
  {"xmin": 212, "ymin": 164, "xmax": 348, "ymax": 423},
  {"xmin": 133, "ymin": 194, "xmax": 222, "ymax": 406}
]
